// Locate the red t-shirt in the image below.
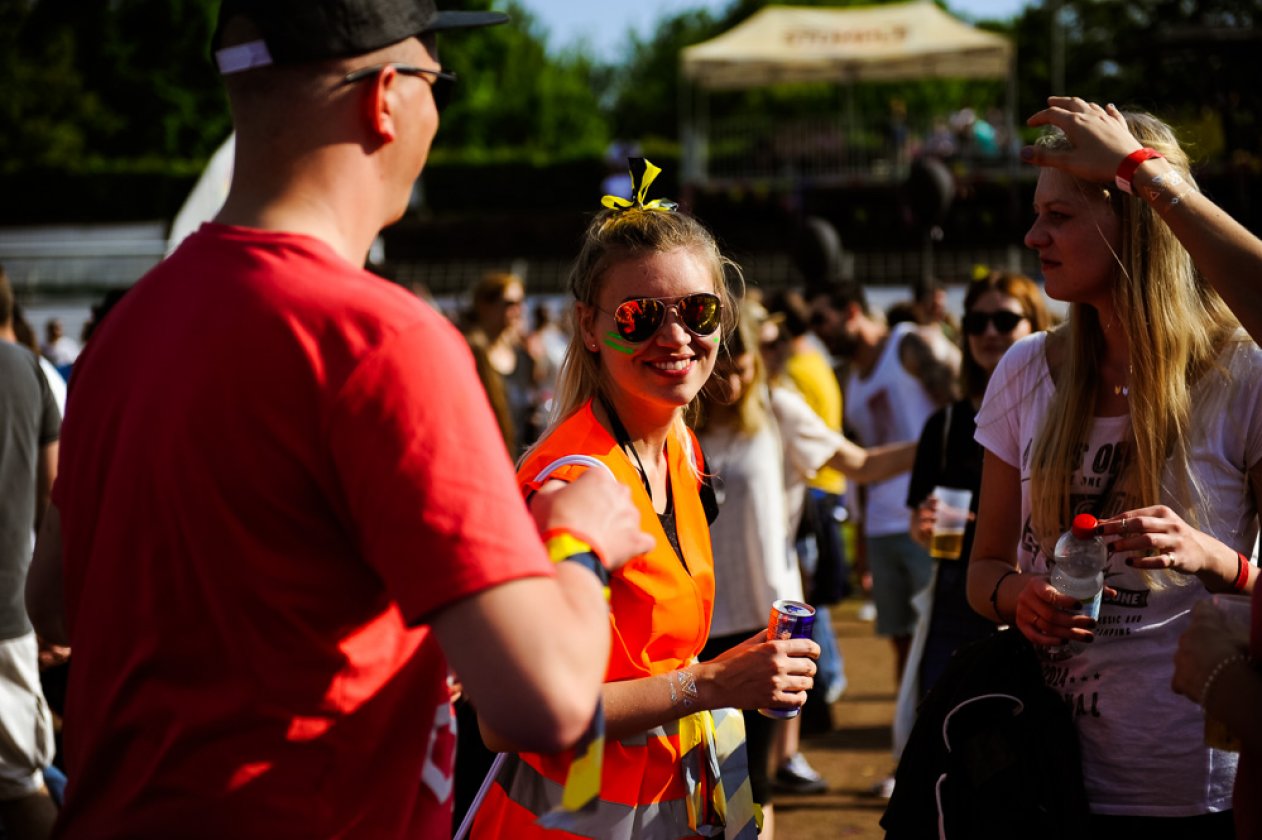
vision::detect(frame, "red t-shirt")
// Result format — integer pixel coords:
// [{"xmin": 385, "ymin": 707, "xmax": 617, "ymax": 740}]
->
[{"xmin": 52, "ymin": 224, "xmax": 552, "ymax": 838}]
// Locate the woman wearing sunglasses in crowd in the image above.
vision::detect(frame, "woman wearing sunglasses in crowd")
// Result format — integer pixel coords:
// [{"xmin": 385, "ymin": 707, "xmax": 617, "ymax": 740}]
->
[
  {"xmin": 695, "ymin": 299, "xmax": 916, "ymax": 837},
  {"xmin": 905, "ymin": 270, "xmax": 1053, "ymax": 704},
  {"xmin": 472, "ymin": 161, "xmax": 818, "ymax": 840},
  {"xmin": 966, "ymin": 107, "xmax": 1262, "ymax": 836}
]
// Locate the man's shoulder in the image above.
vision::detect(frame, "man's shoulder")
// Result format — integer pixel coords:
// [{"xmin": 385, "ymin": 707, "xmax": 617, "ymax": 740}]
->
[{"xmin": 0, "ymin": 342, "xmax": 41, "ymax": 388}]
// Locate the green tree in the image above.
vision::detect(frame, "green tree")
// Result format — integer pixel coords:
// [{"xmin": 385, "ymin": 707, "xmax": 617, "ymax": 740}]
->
[
  {"xmin": 434, "ymin": 0, "xmax": 609, "ymax": 160},
  {"xmin": 1012, "ymin": 0, "xmax": 1262, "ymax": 159},
  {"xmin": 0, "ymin": 0, "xmax": 226, "ymax": 172}
]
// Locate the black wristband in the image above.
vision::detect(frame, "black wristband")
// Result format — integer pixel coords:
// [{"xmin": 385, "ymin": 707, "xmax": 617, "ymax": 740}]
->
[
  {"xmin": 561, "ymin": 551, "xmax": 611, "ymax": 589},
  {"xmin": 990, "ymin": 569, "xmax": 1019, "ymax": 622}
]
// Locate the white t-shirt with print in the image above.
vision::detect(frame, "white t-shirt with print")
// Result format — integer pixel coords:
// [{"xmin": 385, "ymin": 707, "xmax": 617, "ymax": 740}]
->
[
  {"xmin": 845, "ymin": 322, "xmax": 939, "ymax": 536},
  {"xmin": 975, "ymin": 330, "xmax": 1262, "ymax": 817}
]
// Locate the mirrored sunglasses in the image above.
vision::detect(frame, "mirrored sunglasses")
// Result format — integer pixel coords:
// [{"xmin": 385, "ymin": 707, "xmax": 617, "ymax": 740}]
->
[
  {"xmin": 341, "ymin": 63, "xmax": 458, "ymax": 113},
  {"xmin": 607, "ymin": 293, "xmax": 722, "ymax": 343},
  {"xmin": 962, "ymin": 309, "xmax": 1026, "ymax": 336}
]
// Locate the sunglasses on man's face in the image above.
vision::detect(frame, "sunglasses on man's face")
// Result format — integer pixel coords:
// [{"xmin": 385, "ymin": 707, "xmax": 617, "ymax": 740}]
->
[
  {"xmin": 603, "ymin": 293, "xmax": 722, "ymax": 343},
  {"xmin": 962, "ymin": 309, "xmax": 1027, "ymax": 336},
  {"xmin": 341, "ymin": 63, "xmax": 458, "ymax": 113}
]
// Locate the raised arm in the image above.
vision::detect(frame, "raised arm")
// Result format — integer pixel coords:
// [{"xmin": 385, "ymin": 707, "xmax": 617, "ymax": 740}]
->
[
  {"xmin": 772, "ymin": 384, "xmax": 915, "ymax": 485},
  {"xmin": 1022, "ymin": 96, "xmax": 1262, "ymax": 343},
  {"xmin": 826, "ymin": 438, "xmax": 916, "ymax": 485}
]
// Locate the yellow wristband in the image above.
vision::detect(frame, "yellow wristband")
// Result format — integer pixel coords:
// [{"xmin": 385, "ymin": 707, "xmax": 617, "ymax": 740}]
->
[{"xmin": 545, "ymin": 533, "xmax": 594, "ymax": 564}]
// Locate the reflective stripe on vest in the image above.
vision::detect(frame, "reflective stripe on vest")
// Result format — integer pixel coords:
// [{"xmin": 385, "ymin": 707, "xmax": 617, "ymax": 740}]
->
[{"xmin": 493, "ymin": 708, "xmax": 758, "ymax": 840}]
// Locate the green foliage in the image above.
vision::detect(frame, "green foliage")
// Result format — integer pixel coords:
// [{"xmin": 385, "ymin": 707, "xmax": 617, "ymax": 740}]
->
[
  {"xmin": 4, "ymin": 0, "xmax": 1260, "ymax": 221},
  {"xmin": 1009, "ymin": 0, "xmax": 1262, "ymax": 162},
  {"xmin": 433, "ymin": 0, "xmax": 610, "ymax": 161},
  {"xmin": 0, "ymin": 0, "xmax": 228, "ymax": 172}
]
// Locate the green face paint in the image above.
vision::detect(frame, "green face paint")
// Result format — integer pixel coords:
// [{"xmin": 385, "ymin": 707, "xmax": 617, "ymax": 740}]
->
[{"xmin": 603, "ymin": 331, "xmax": 635, "ymax": 355}]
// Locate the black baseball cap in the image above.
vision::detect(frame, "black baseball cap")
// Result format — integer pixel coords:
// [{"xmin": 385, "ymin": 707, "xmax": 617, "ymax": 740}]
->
[{"xmin": 214, "ymin": 0, "xmax": 509, "ymax": 74}]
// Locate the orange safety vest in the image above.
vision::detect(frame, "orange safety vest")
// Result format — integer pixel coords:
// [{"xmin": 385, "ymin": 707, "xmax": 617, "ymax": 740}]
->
[{"xmin": 472, "ymin": 401, "xmax": 755, "ymax": 840}]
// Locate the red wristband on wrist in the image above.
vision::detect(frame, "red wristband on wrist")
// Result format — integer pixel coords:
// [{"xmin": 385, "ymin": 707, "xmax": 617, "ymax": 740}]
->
[
  {"xmin": 1233, "ymin": 552, "xmax": 1251, "ymax": 593},
  {"xmin": 1115, "ymin": 148, "xmax": 1164, "ymax": 195}
]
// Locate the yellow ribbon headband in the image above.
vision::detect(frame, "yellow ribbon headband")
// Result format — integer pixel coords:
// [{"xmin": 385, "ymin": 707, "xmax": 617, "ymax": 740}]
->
[{"xmin": 601, "ymin": 158, "xmax": 678, "ymax": 214}]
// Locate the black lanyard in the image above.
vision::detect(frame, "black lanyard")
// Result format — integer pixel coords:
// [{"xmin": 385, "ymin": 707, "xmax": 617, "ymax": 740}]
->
[
  {"xmin": 598, "ymin": 393, "xmax": 693, "ymax": 571},
  {"xmin": 597, "ymin": 392, "xmax": 655, "ymax": 504}
]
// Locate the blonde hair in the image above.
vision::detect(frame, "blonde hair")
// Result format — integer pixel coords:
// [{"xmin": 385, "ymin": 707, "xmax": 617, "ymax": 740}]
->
[
  {"xmin": 696, "ymin": 298, "xmax": 770, "ymax": 437},
  {"xmin": 1028, "ymin": 111, "xmax": 1241, "ymax": 573},
  {"xmin": 544, "ymin": 207, "xmax": 742, "ymax": 480}
]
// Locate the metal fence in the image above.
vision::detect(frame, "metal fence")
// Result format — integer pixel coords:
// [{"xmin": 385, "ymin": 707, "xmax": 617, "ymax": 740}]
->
[{"xmin": 2, "ymin": 221, "xmax": 1039, "ymax": 307}]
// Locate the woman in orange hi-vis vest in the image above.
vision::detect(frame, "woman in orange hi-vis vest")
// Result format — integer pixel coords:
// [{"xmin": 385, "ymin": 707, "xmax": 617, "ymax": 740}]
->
[{"xmin": 470, "ymin": 160, "xmax": 820, "ymax": 840}]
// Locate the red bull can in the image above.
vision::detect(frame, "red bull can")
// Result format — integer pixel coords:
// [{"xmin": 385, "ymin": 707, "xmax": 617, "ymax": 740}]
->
[{"xmin": 758, "ymin": 599, "xmax": 816, "ymax": 720}]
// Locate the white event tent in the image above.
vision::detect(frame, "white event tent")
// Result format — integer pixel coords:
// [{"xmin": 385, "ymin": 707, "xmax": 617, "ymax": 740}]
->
[{"xmin": 679, "ymin": 0, "xmax": 1016, "ymax": 183}]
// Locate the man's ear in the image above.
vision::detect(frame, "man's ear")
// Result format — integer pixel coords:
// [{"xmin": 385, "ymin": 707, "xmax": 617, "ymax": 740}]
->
[{"xmin": 363, "ymin": 67, "xmax": 398, "ymax": 143}]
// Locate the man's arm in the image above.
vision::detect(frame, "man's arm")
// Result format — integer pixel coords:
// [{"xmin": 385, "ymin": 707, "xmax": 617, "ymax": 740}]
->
[
  {"xmin": 431, "ymin": 569, "xmax": 611, "ymax": 753},
  {"xmin": 435, "ymin": 469, "xmax": 653, "ymax": 754},
  {"xmin": 827, "ymin": 439, "xmax": 916, "ymax": 485},
  {"xmin": 897, "ymin": 330, "xmax": 956, "ymax": 406},
  {"xmin": 27, "ymin": 504, "xmax": 66, "ymax": 645},
  {"xmin": 34, "ymin": 441, "xmax": 56, "ymax": 535}
]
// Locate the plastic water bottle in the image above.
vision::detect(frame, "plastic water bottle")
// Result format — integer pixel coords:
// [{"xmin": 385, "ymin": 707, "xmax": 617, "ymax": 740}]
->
[{"xmin": 1047, "ymin": 513, "xmax": 1108, "ymax": 658}]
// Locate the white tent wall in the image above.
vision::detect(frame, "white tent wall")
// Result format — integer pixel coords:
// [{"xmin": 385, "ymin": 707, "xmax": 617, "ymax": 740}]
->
[{"xmin": 679, "ymin": 0, "xmax": 1016, "ymax": 186}]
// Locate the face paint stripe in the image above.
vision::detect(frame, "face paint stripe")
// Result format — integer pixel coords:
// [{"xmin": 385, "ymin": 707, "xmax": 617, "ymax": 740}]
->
[{"xmin": 602, "ymin": 332, "xmax": 635, "ymax": 354}]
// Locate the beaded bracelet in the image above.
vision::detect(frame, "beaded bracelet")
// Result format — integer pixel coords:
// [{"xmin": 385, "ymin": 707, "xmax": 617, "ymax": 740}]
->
[{"xmin": 1201, "ymin": 652, "xmax": 1249, "ymax": 712}]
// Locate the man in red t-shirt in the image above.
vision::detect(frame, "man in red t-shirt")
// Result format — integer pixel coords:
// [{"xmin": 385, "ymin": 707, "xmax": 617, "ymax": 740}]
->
[{"xmin": 24, "ymin": 2, "xmax": 652, "ymax": 837}]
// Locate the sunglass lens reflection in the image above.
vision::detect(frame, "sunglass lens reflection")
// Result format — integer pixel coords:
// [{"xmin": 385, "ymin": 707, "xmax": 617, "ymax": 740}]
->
[
  {"xmin": 616, "ymin": 299, "xmax": 665, "ymax": 342},
  {"xmin": 680, "ymin": 294, "xmax": 720, "ymax": 335}
]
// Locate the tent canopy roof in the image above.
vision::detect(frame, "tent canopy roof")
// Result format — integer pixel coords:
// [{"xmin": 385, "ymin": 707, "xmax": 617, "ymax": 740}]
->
[{"xmin": 681, "ymin": 1, "xmax": 1013, "ymax": 90}]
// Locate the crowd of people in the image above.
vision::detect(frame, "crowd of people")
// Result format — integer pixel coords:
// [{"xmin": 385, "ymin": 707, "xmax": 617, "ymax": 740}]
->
[{"xmin": 3, "ymin": 1, "xmax": 1262, "ymax": 838}]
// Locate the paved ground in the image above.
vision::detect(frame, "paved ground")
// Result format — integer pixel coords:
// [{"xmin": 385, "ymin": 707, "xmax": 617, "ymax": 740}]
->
[{"xmin": 775, "ymin": 598, "xmax": 898, "ymax": 840}]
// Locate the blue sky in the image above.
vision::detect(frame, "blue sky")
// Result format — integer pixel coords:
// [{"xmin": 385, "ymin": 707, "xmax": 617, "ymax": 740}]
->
[{"xmin": 515, "ymin": 1, "xmax": 1033, "ymax": 57}]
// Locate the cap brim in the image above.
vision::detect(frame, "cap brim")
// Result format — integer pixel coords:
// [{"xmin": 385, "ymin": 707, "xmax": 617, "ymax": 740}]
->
[{"xmin": 426, "ymin": 10, "xmax": 510, "ymax": 32}]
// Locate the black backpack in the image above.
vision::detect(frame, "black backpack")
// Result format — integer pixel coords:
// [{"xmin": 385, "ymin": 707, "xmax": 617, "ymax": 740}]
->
[{"xmin": 881, "ymin": 627, "xmax": 1091, "ymax": 839}]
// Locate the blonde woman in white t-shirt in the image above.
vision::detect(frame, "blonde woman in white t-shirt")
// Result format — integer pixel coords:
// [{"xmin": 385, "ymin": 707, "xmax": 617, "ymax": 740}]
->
[{"xmin": 968, "ymin": 102, "xmax": 1262, "ymax": 834}]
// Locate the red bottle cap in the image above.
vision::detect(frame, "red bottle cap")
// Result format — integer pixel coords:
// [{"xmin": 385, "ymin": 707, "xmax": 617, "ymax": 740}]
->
[{"xmin": 1071, "ymin": 513, "xmax": 1099, "ymax": 539}]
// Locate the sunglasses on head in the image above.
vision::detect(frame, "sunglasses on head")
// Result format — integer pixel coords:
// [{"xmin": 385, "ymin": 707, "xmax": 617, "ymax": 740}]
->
[
  {"xmin": 603, "ymin": 293, "xmax": 722, "ymax": 343},
  {"xmin": 341, "ymin": 63, "xmax": 458, "ymax": 113},
  {"xmin": 962, "ymin": 309, "xmax": 1027, "ymax": 336}
]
